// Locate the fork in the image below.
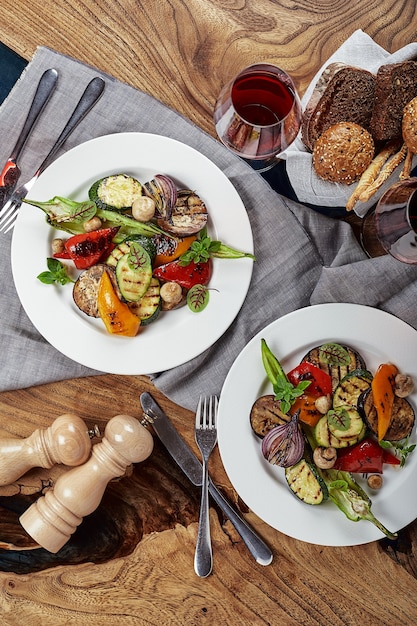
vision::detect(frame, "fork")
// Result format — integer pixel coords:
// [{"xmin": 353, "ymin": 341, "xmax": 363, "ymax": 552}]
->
[
  {"xmin": 0, "ymin": 76, "xmax": 105, "ymax": 234},
  {"xmin": 194, "ymin": 395, "xmax": 218, "ymax": 577}
]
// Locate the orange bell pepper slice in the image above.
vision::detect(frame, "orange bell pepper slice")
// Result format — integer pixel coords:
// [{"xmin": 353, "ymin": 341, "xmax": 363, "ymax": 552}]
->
[
  {"xmin": 153, "ymin": 234, "xmax": 196, "ymax": 266},
  {"xmin": 97, "ymin": 270, "xmax": 141, "ymax": 337},
  {"xmin": 290, "ymin": 393, "xmax": 323, "ymax": 427},
  {"xmin": 372, "ymin": 363, "xmax": 398, "ymax": 441}
]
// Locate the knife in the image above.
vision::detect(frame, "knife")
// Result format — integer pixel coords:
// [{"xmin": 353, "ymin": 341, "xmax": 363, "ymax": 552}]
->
[{"xmin": 140, "ymin": 392, "xmax": 273, "ymax": 566}]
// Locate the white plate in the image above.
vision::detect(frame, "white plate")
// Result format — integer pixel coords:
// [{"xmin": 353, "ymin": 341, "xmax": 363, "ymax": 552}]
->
[
  {"xmin": 11, "ymin": 133, "xmax": 253, "ymax": 374},
  {"xmin": 218, "ymin": 303, "xmax": 417, "ymax": 546}
]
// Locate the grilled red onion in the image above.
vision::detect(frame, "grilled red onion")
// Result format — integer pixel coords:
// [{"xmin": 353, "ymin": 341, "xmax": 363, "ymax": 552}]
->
[
  {"xmin": 261, "ymin": 411, "xmax": 304, "ymax": 468},
  {"xmin": 143, "ymin": 174, "xmax": 177, "ymax": 220}
]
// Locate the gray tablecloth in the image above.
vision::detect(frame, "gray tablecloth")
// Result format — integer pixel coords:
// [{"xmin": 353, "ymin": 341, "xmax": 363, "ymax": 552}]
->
[{"xmin": 1, "ymin": 47, "xmax": 417, "ymax": 410}]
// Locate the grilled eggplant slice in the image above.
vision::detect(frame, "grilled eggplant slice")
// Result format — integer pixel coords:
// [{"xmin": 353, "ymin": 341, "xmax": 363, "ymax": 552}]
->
[
  {"xmin": 250, "ymin": 395, "xmax": 290, "ymax": 438},
  {"xmin": 359, "ymin": 388, "xmax": 415, "ymax": 441},
  {"xmin": 303, "ymin": 344, "xmax": 367, "ymax": 391},
  {"xmin": 73, "ymin": 264, "xmax": 117, "ymax": 317},
  {"xmin": 157, "ymin": 189, "xmax": 208, "ymax": 236}
]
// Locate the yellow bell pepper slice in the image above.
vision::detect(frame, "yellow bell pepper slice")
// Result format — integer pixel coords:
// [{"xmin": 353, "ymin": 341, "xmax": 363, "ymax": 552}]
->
[{"xmin": 97, "ymin": 270, "xmax": 141, "ymax": 337}]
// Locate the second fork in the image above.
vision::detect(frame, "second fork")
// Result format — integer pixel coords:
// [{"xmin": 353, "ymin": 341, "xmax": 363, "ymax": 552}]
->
[{"xmin": 194, "ymin": 395, "xmax": 218, "ymax": 578}]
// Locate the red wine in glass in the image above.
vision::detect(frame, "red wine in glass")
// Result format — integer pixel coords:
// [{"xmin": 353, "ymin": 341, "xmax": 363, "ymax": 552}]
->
[
  {"xmin": 361, "ymin": 177, "xmax": 417, "ymax": 263},
  {"xmin": 214, "ymin": 64, "xmax": 302, "ymax": 163}
]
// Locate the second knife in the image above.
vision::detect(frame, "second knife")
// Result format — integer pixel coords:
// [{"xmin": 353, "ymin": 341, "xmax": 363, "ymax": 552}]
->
[{"xmin": 139, "ymin": 392, "xmax": 273, "ymax": 566}]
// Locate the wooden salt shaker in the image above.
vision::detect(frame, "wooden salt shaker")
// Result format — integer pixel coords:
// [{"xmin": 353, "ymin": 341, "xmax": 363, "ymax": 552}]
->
[
  {"xmin": 19, "ymin": 414, "xmax": 154, "ymax": 553},
  {"xmin": 0, "ymin": 413, "xmax": 92, "ymax": 487}
]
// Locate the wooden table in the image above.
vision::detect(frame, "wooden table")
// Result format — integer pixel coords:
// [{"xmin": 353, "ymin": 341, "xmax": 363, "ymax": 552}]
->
[{"xmin": 1, "ymin": 1, "xmax": 417, "ymax": 624}]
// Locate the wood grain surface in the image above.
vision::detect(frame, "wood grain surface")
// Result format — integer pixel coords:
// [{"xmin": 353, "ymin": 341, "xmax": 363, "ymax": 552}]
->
[
  {"xmin": 1, "ymin": 376, "xmax": 417, "ymax": 626},
  {"xmin": 1, "ymin": 1, "xmax": 417, "ymax": 624}
]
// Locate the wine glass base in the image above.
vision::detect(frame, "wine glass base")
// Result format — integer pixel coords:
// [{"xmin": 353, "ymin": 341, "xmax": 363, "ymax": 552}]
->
[
  {"xmin": 243, "ymin": 156, "xmax": 282, "ymax": 173},
  {"xmin": 360, "ymin": 208, "xmax": 388, "ymax": 258}
]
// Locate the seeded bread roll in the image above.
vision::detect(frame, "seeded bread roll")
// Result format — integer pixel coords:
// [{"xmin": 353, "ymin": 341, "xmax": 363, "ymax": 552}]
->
[
  {"xmin": 370, "ymin": 61, "xmax": 417, "ymax": 142},
  {"xmin": 313, "ymin": 122, "xmax": 375, "ymax": 184},
  {"xmin": 301, "ymin": 63, "xmax": 376, "ymax": 151}
]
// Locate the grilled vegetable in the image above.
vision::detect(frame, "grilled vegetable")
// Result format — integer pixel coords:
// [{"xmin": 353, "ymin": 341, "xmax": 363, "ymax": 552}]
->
[
  {"xmin": 332, "ymin": 369, "xmax": 373, "ymax": 409},
  {"xmin": 372, "ymin": 363, "xmax": 398, "ymax": 441},
  {"xmin": 128, "ymin": 277, "xmax": 161, "ymax": 325},
  {"xmin": 290, "ymin": 393, "xmax": 323, "ymax": 427},
  {"xmin": 359, "ymin": 388, "xmax": 415, "ymax": 441},
  {"xmin": 89, "ymin": 174, "xmax": 142, "ymax": 211},
  {"xmin": 153, "ymin": 258, "xmax": 212, "ymax": 290},
  {"xmin": 73, "ymin": 264, "xmax": 112, "ymax": 317},
  {"xmin": 64, "ymin": 227, "xmax": 119, "ymax": 270},
  {"xmin": 318, "ymin": 468, "xmax": 397, "ymax": 539},
  {"xmin": 327, "ymin": 406, "xmax": 365, "ymax": 440},
  {"xmin": 250, "ymin": 395, "xmax": 290, "ymax": 438},
  {"xmin": 261, "ymin": 411, "xmax": 304, "ymax": 467},
  {"xmin": 97, "ymin": 270, "xmax": 141, "ymax": 337},
  {"xmin": 157, "ymin": 189, "xmax": 208, "ymax": 236},
  {"xmin": 333, "ymin": 437, "xmax": 401, "ymax": 473},
  {"xmin": 303, "ymin": 344, "xmax": 367, "ymax": 391},
  {"xmin": 143, "ymin": 174, "xmax": 177, "ymax": 221},
  {"xmin": 314, "ymin": 413, "xmax": 366, "ymax": 449},
  {"xmin": 285, "ymin": 458, "xmax": 329, "ymax": 505},
  {"xmin": 116, "ymin": 245, "xmax": 153, "ymax": 302},
  {"xmin": 287, "ymin": 361, "xmax": 333, "ymax": 396}
]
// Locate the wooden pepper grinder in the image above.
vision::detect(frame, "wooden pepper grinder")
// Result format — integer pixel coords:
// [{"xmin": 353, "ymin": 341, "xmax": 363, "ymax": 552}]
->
[
  {"xmin": 0, "ymin": 413, "xmax": 93, "ymax": 487},
  {"xmin": 19, "ymin": 414, "xmax": 154, "ymax": 553}
]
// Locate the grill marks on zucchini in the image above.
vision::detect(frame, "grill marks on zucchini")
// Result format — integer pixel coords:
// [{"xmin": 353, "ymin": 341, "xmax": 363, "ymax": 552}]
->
[
  {"xmin": 333, "ymin": 369, "xmax": 373, "ymax": 409},
  {"xmin": 285, "ymin": 458, "xmax": 328, "ymax": 505}
]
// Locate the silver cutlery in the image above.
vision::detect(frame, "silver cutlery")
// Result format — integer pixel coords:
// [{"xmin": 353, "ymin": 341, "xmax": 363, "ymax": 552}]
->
[
  {"xmin": 194, "ymin": 395, "xmax": 218, "ymax": 577},
  {"xmin": 139, "ymin": 392, "xmax": 273, "ymax": 566},
  {"xmin": 0, "ymin": 68, "xmax": 58, "ymax": 209},
  {"xmin": 0, "ymin": 76, "xmax": 105, "ymax": 234}
]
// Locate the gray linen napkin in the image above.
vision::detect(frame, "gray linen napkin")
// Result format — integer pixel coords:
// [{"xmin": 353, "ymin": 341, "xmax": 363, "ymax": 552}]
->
[
  {"xmin": 1, "ymin": 47, "xmax": 417, "ymax": 411},
  {"xmin": 282, "ymin": 30, "xmax": 417, "ymax": 217}
]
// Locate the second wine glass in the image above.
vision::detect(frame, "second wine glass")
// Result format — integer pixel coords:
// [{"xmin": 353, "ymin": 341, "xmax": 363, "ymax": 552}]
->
[{"xmin": 214, "ymin": 63, "xmax": 302, "ymax": 168}]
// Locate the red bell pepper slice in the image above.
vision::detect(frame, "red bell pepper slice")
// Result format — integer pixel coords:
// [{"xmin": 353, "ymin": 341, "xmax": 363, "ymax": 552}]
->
[
  {"xmin": 153, "ymin": 258, "xmax": 212, "ymax": 290},
  {"xmin": 287, "ymin": 361, "xmax": 332, "ymax": 397},
  {"xmin": 64, "ymin": 227, "xmax": 119, "ymax": 270},
  {"xmin": 333, "ymin": 437, "xmax": 400, "ymax": 473}
]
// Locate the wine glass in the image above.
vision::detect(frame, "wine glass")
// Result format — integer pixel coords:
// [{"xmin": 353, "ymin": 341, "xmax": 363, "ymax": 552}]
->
[
  {"xmin": 361, "ymin": 177, "xmax": 417, "ymax": 264},
  {"xmin": 213, "ymin": 63, "xmax": 302, "ymax": 171}
]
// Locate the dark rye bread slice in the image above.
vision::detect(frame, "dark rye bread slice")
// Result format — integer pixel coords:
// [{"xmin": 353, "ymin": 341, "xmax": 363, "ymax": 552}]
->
[
  {"xmin": 301, "ymin": 63, "xmax": 376, "ymax": 151},
  {"xmin": 370, "ymin": 60, "xmax": 417, "ymax": 142}
]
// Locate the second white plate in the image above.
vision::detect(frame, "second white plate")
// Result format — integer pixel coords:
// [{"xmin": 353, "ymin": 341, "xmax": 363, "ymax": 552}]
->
[{"xmin": 218, "ymin": 303, "xmax": 417, "ymax": 546}]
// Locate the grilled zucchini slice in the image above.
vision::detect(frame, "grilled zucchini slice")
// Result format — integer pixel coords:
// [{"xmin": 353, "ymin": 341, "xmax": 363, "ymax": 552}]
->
[
  {"xmin": 89, "ymin": 174, "xmax": 142, "ymax": 211},
  {"xmin": 333, "ymin": 369, "xmax": 373, "ymax": 409},
  {"xmin": 116, "ymin": 249, "xmax": 152, "ymax": 302},
  {"xmin": 285, "ymin": 458, "xmax": 329, "ymax": 505},
  {"xmin": 128, "ymin": 277, "xmax": 161, "ymax": 325},
  {"xmin": 314, "ymin": 413, "xmax": 366, "ymax": 449}
]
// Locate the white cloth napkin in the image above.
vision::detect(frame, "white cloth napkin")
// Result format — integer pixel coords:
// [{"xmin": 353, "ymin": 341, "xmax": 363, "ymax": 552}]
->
[{"xmin": 282, "ymin": 30, "xmax": 417, "ymax": 217}]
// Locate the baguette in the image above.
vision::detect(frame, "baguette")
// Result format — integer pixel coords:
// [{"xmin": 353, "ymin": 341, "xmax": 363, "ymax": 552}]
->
[{"xmin": 345, "ymin": 139, "xmax": 402, "ymax": 210}]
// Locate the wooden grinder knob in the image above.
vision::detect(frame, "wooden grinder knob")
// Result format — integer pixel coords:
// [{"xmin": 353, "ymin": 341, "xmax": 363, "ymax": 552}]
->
[
  {"xmin": 0, "ymin": 413, "xmax": 92, "ymax": 487},
  {"xmin": 19, "ymin": 414, "xmax": 154, "ymax": 553}
]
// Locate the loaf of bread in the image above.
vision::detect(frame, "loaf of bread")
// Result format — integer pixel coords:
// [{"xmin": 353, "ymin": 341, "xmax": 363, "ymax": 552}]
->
[
  {"xmin": 370, "ymin": 60, "xmax": 417, "ymax": 142},
  {"xmin": 301, "ymin": 63, "xmax": 376, "ymax": 151},
  {"xmin": 313, "ymin": 122, "xmax": 375, "ymax": 184}
]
